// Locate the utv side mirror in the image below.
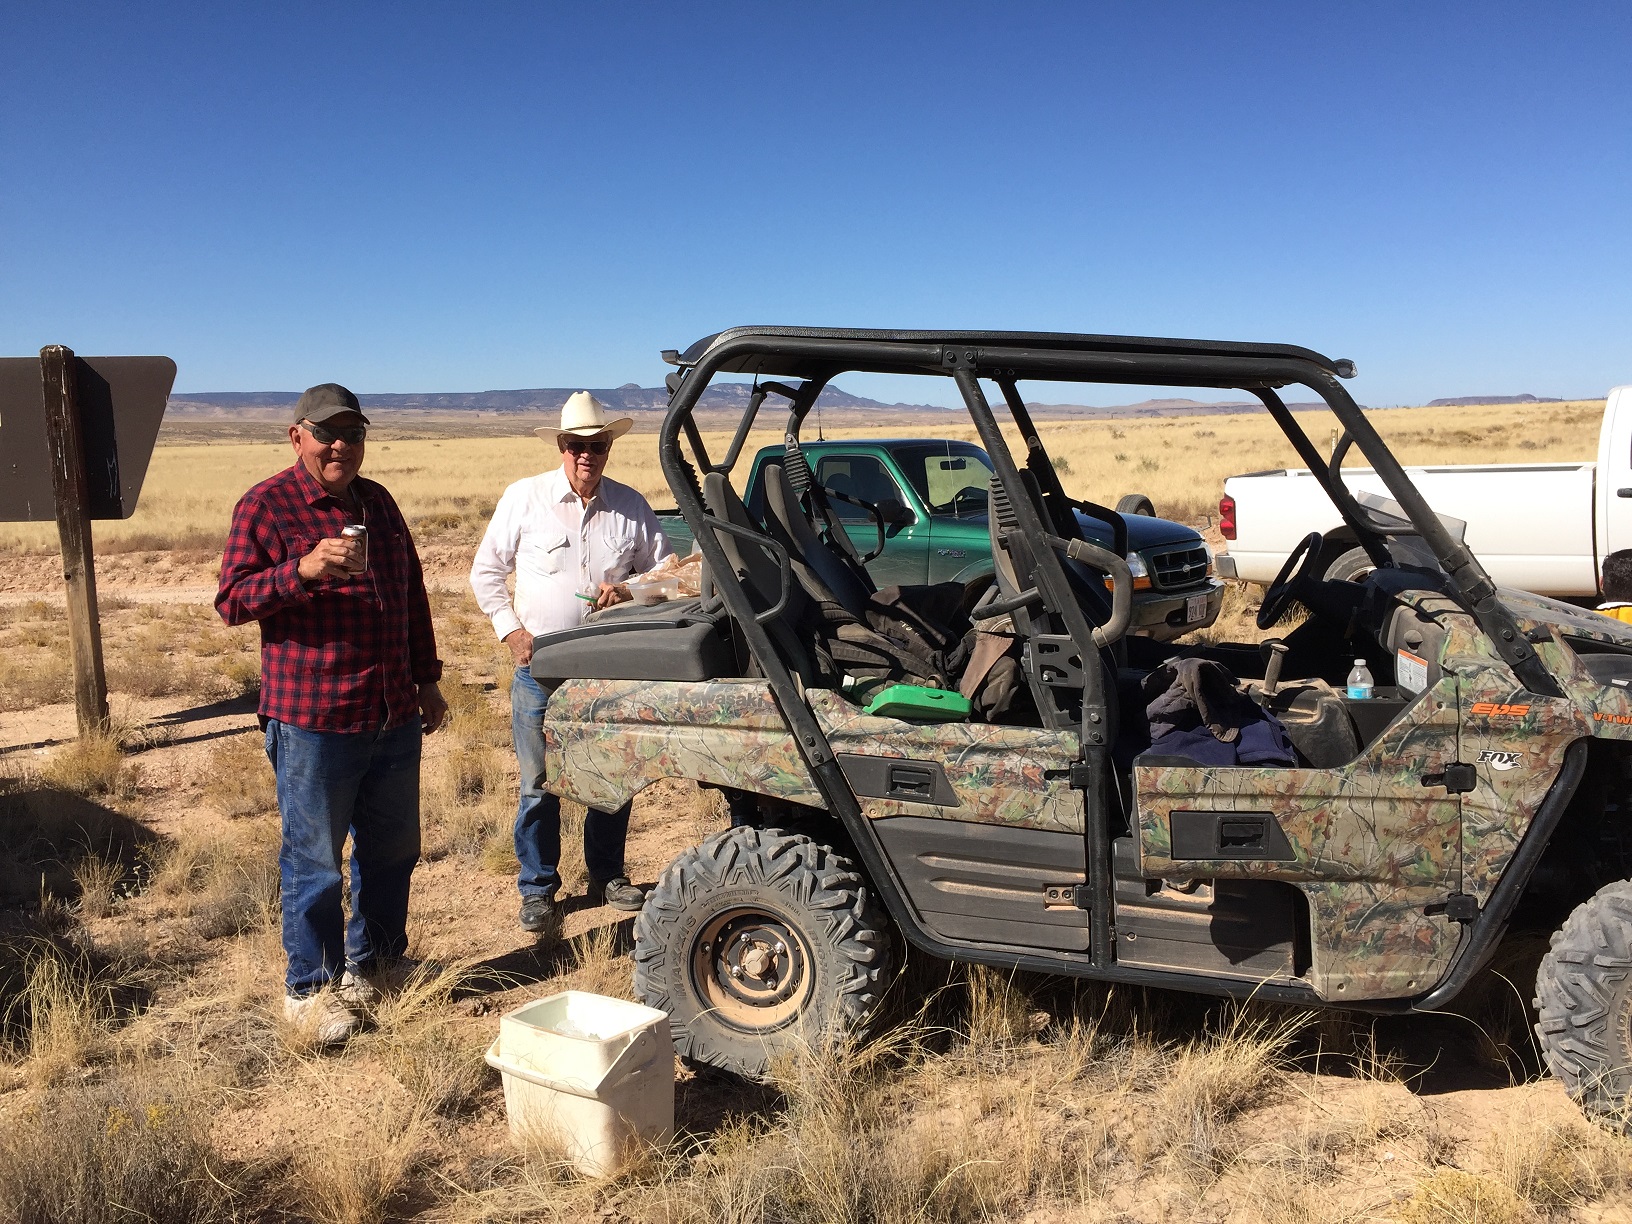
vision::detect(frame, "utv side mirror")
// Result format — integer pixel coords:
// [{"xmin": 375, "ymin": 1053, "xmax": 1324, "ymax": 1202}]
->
[{"xmin": 876, "ymin": 498, "xmax": 915, "ymax": 527}]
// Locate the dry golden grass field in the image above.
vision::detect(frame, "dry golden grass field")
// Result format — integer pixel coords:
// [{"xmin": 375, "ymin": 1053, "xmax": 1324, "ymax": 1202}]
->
[
  {"xmin": 0, "ymin": 396, "xmax": 1628, "ymax": 1224},
  {"xmin": 0, "ymin": 397, "xmax": 1607, "ymax": 558}
]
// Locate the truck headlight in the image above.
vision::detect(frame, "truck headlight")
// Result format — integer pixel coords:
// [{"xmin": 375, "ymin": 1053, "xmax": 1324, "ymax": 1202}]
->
[
  {"xmin": 1126, "ymin": 552, "xmax": 1152, "ymax": 591},
  {"xmin": 1202, "ymin": 542, "xmax": 1214, "ymax": 576},
  {"xmin": 1105, "ymin": 552, "xmax": 1152, "ymax": 592}
]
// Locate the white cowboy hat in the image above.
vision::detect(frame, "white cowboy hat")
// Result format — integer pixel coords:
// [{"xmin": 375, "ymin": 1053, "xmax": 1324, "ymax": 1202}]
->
[{"xmin": 533, "ymin": 391, "xmax": 633, "ymax": 441}]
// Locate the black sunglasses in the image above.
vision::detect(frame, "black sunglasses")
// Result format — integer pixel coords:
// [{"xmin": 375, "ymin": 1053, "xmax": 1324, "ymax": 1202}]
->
[
  {"xmin": 301, "ymin": 419, "xmax": 367, "ymax": 445},
  {"xmin": 560, "ymin": 436, "xmax": 611, "ymax": 455}
]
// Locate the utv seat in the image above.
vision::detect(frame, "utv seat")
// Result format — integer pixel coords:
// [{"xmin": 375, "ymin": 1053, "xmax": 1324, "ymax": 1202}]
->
[
  {"xmin": 760, "ymin": 462, "xmax": 876, "ymax": 619},
  {"xmin": 703, "ymin": 469, "xmax": 954, "ymax": 692},
  {"xmin": 701, "ymin": 470, "xmax": 819, "ymax": 683}
]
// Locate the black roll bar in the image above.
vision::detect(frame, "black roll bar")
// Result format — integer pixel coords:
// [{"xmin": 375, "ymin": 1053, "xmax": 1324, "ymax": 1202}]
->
[{"xmin": 953, "ymin": 367, "xmax": 1116, "ymax": 968}]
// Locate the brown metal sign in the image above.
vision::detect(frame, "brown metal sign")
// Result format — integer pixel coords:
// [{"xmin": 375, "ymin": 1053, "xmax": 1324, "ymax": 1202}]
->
[{"xmin": 0, "ymin": 354, "xmax": 175, "ymax": 521}]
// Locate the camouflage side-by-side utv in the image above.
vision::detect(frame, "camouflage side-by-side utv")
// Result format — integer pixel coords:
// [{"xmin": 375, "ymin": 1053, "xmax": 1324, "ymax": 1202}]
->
[{"xmin": 530, "ymin": 327, "xmax": 1632, "ymax": 1120}]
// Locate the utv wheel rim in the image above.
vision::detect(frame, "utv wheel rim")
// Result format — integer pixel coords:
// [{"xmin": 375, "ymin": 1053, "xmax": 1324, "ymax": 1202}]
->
[{"xmin": 691, "ymin": 907, "xmax": 813, "ymax": 1031}]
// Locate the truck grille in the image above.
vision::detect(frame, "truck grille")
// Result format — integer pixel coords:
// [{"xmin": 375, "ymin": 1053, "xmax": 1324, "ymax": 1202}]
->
[{"xmin": 1150, "ymin": 545, "xmax": 1209, "ymax": 591}]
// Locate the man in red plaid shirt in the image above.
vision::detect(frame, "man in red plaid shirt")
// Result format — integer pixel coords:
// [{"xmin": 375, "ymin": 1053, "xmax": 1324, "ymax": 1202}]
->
[{"xmin": 218, "ymin": 383, "xmax": 446, "ymax": 1046}]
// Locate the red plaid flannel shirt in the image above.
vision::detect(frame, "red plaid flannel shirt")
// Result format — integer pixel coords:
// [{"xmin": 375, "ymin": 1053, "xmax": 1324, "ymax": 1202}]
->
[{"xmin": 216, "ymin": 462, "xmax": 442, "ymax": 733}]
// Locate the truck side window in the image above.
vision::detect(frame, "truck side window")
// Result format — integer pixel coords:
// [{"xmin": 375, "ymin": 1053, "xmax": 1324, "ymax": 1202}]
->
[{"xmin": 815, "ymin": 455, "xmax": 902, "ymax": 520}]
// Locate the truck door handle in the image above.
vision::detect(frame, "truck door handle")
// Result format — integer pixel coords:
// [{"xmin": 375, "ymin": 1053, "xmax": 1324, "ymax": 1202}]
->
[
  {"xmin": 1619, "ymin": 488, "xmax": 1632, "ymax": 498},
  {"xmin": 1217, "ymin": 817, "xmax": 1267, "ymax": 851},
  {"xmin": 886, "ymin": 764, "xmax": 935, "ymax": 800}
]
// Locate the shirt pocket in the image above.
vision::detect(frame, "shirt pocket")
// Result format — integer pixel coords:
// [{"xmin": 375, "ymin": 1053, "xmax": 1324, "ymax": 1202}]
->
[
  {"xmin": 519, "ymin": 524, "xmax": 572, "ymax": 575},
  {"xmin": 600, "ymin": 522, "xmax": 645, "ymax": 580},
  {"xmin": 368, "ymin": 520, "xmax": 408, "ymax": 588}
]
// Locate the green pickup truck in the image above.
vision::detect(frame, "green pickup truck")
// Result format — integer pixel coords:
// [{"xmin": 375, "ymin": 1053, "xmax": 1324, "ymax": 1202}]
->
[{"xmin": 658, "ymin": 438, "xmax": 1223, "ymax": 641}]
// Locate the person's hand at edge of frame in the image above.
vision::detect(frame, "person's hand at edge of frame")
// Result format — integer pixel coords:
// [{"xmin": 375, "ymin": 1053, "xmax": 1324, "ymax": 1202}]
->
[
  {"xmin": 504, "ymin": 628, "xmax": 533, "ymax": 666},
  {"xmin": 418, "ymin": 682, "xmax": 448, "ymax": 734}
]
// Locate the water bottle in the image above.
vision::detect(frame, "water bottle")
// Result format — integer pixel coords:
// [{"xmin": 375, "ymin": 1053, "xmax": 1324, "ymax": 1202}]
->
[{"xmin": 1346, "ymin": 658, "xmax": 1375, "ymax": 700}]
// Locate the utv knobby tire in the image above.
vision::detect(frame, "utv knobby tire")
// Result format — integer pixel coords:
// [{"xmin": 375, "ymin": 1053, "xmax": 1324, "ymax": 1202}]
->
[
  {"xmin": 632, "ymin": 826, "xmax": 894, "ymax": 1080},
  {"xmin": 1535, "ymin": 879, "xmax": 1632, "ymax": 1123}
]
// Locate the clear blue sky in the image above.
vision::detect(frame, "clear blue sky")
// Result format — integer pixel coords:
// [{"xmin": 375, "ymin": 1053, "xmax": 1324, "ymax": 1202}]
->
[{"xmin": 2, "ymin": 1, "xmax": 1628, "ymax": 406}]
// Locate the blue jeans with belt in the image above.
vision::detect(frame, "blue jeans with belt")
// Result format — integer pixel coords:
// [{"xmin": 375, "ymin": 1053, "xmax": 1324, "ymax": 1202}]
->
[
  {"xmin": 511, "ymin": 666, "xmax": 631, "ymax": 898},
  {"xmin": 264, "ymin": 718, "xmax": 423, "ymax": 996}
]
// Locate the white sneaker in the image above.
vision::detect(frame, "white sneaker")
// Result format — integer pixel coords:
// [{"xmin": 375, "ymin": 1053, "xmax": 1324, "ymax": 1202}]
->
[
  {"xmin": 284, "ymin": 990, "xmax": 361, "ymax": 1046},
  {"xmin": 334, "ymin": 968, "xmax": 381, "ymax": 1010}
]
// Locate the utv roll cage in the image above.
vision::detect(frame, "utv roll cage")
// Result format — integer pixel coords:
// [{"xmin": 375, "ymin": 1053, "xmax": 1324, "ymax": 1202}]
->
[{"xmin": 656, "ymin": 326, "xmax": 1561, "ymax": 1000}]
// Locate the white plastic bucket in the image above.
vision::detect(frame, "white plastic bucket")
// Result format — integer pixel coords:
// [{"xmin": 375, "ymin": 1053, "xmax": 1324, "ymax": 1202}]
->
[{"xmin": 485, "ymin": 990, "xmax": 674, "ymax": 1177}]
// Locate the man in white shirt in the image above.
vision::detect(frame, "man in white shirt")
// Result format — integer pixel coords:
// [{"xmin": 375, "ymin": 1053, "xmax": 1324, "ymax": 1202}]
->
[{"xmin": 470, "ymin": 391, "xmax": 673, "ymax": 936}]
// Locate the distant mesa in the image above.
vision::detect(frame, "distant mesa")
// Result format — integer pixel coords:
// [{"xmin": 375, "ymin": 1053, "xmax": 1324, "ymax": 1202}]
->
[{"xmin": 1426, "ymin": 393, "xmax": 1562, "ymax": 407}]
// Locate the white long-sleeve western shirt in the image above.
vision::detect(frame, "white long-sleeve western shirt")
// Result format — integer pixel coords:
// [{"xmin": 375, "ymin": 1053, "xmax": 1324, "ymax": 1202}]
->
[{"xmin": 469, "ymin": 467, "xmax": 673, "ymax": 642}]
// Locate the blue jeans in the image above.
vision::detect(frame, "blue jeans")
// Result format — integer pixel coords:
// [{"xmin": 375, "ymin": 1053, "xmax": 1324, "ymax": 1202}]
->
[
  {"xmin": 264, "ymin": 719, "xmax": 423, "ymax": 996},
  {"xmin": 512, "ymin": 667, "xmax": 630, "ymax": 899}
]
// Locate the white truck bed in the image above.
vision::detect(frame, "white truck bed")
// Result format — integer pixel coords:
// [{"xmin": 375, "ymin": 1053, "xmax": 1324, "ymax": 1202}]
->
[{"xmin": 1223, "ymin": 461, "xmax": 1599, "ymax": 595}]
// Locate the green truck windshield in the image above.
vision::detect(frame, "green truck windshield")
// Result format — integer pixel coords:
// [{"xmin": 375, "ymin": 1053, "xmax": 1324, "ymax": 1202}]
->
[{"xmin": 889, "ymin": 442, "xmax": 994, "ymax": 516}]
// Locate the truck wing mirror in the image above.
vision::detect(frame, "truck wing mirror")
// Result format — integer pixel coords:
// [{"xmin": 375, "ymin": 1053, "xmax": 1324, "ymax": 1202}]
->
[{"xmin": 876, "ymin": 497, "xmax": 914, "ymax": 527}]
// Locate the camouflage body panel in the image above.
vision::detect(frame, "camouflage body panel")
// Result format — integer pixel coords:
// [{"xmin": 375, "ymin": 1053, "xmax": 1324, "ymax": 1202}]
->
[
  {"xmin": 1133, "ymin": 586, "xmax": 1625, "ymax": 1001},
  {"xmin": 806, "ymin": 689, "xmax": 1084, "ymax": 833},
  {"xmin": 542, "ymin": 679, "xmax": 826, "ymax": 811},
  {"xmin": 1134, "ymin": 673, "xmax": 1464, "ymax": 1000},
  {"xmin": 1403, "ymin": 590, "xmax": 1617, "ymax": 902}
]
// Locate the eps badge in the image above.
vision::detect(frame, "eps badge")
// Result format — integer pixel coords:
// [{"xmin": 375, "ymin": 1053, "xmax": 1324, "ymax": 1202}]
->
[{"xmin": 1476, "ymin": 749, "xmax": 1524, "ymax": 771}]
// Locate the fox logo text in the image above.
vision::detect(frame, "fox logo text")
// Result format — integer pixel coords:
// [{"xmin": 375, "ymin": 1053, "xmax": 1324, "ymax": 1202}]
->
[{"xmin": 1477, "ymin": 750, "xmax": 1523, "ymax": 771}]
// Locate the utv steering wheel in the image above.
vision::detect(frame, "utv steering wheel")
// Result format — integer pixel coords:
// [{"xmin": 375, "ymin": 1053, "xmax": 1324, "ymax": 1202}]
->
[{"xmin": 1257, "ymin": 532, "xmax": 1324, "ymax": 630}]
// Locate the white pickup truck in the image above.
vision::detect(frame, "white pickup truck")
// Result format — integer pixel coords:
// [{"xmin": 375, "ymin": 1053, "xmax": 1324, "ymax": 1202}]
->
[{"xmin": 1218, "ymin": 385, "xmax": 1630, "ymax": 598}]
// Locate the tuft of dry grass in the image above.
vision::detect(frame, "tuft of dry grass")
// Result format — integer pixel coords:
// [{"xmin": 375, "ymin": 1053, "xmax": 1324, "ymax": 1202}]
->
[
  {"xmin": 1399, "ymin": 1168, "xmax": 1531, "ymax": 1224},
  {"xmin": 1494, "ymin": 1112, "xmax": 1632, "ymax": 1212},
  {"xmin": 0, "ymin": 1072, "xmax": 240, "ymax": 1224},
  {"xmin": 560, "ymin": 924, "xmax": 633, "ymax": 1000},
  {"xmin": 72, "ymin": 850, "xmax": 125, "ymax": 919},
  {"xmin": 1149, "ymin": 1006, "xmax": 1307, "ymax": 1178},
  {"xmin": 1, "ymin": 940, "xmax": 134, "ymax": 1089},
  {"xmin": 143, "ymin": 823, "xmax": 281, "ymax": 939},
  {"xmin": 961, "ymin": 963, "xmax": 1043, "ymax": 1050},
  {"xmin": 201, "ymin": 731, "xmax": 277, "ymax": 818},
  {"xmin": 288, "ymin": 1104, "xmax": 427, "ymax": 1224},
  {"xmin": 39, "ymin": 732, "xmax": 134, "ymax": 799}
]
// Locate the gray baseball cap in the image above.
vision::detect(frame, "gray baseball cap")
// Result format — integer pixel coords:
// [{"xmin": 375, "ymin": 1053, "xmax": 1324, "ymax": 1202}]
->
[{"xmin": 294, "ymin": 383, "xmax": 370, "ymax": 425}]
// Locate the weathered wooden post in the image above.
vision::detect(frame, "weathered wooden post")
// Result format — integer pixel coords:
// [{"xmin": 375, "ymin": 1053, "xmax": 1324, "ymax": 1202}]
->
[{"xmin": 39, "ymin": 345, "xmax": 110, "ymax": 736}]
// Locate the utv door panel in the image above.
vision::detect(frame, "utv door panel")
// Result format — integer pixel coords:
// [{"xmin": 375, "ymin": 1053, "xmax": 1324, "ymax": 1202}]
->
[
  {"xmin": 543, "ymin": 679, "xmax": 827, "ymax": 812},
  {"xmin": 808, "ymin": 690, "xmax": 1082, "ymax": 833},
  {"xmin": 1132, "ymin": 676, "xmax": 1464, "ymax": 1001},
  {"xmin": 874, "ymin": 816, "xmax": 1089, "ymax": 951},
  {"xmin": 1113, "ymin": 840, "xmax": 1303, "ymax": 981},
  {"xmin": 1458, "ymin": 662, "xmax": 1591, "ymax": 905}
]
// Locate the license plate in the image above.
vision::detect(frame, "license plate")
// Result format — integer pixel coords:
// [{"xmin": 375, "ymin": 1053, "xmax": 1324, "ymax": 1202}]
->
[{"xmin": 1186, "ymin": 593, "xmax": 1208, "ymax": 623}]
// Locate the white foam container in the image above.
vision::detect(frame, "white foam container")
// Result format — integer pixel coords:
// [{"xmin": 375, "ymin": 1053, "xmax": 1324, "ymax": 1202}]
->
[
  {"xmin": 627, "ymin": 574, "xmax": 681, "ymax": 605},
  {"xmin": 485, "ymin": 990, "xmax": 674, "ymax": 1177}
]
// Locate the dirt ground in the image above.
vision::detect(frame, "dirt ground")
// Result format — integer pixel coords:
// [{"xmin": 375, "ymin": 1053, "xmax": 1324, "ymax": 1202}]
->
[{"xmin": 6, "ymin": 547, "xmax": 1632, "ymax": 1222}]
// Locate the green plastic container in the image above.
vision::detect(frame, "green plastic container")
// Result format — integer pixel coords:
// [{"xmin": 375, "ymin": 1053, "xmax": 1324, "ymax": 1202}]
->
[{"xmin": 862, "ymin": 683, "xmax": 971, "ymax": 723}]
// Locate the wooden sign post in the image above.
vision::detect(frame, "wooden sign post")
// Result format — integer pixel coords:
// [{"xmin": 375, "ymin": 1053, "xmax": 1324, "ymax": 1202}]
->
[
  {"xmin": 39, "ymin": 346, "xmax": 110, "ymax": 736},
  {"xmin": 0, "ymin": 348, "xmax": 174, "ymax": 739}
]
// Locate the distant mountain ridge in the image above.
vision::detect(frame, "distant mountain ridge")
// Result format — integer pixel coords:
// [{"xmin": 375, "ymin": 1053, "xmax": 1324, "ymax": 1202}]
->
[
  {"xmin": 166, "ymin": 382, "xmax": 935, "ymax": 414},
  {"xmin": 165, "ymin": 384, "xmax": 1353, "ymax": 418}
]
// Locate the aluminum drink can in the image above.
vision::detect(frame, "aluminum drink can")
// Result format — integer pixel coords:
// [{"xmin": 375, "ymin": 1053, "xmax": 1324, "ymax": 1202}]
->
[{"xmin": 341, "ymin": 523, "xmax": 368, "ymax": 573}]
